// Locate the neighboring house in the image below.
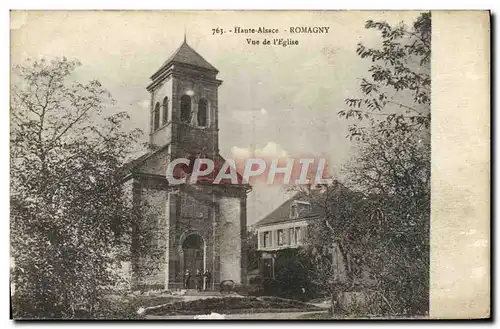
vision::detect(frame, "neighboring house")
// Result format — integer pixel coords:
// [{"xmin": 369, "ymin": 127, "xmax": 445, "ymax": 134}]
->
[
  {"xmin": 255, "ymin": 194, "xmax": 323, "ymax": 279},
  {"xmin": 255, "ymin": 188, "xmax": 378, "ymax": 306}
]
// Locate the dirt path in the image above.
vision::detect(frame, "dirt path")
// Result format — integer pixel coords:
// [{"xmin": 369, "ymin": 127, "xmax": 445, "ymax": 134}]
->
[{"xmin": 147, "ymin": 311, "xmax": 325, "ymax": 320}]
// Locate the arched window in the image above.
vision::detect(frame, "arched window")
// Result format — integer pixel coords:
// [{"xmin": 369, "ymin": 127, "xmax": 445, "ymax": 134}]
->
[
  {"xmin": 180, "ymin": 95, "xmax": 191, "ymax": 123},
  {"xmin": 162, "ymin": 96, "xmax": 169, "ymax": 125},
  {"xmin": 153, "ymin": 102, "xmax": 160, "ymax": 131},
  {"xmin": 197, "ymin": 98, "xmax": 208, "ymax": 127}
]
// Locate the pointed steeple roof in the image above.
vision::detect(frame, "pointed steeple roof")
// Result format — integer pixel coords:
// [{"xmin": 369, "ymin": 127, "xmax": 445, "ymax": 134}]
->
[{"xmin": 151, "ymin": 41, "xmax": 218, "ymax": 79}]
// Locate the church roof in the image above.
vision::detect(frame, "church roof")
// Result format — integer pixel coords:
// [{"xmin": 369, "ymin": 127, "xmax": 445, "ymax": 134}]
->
[
  {"xmin": 152, "ymin": 41, "xmax": 218, "ymax": 79},
  {"xmin": 122, "ymin": 149, "xmax": 249, "ymax": 187}
]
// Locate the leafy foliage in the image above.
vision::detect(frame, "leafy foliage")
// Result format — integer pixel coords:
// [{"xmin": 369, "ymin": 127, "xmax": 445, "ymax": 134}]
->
[
  {"xmin": 246, "ymin": 228, "xmax": 260, "ymax": 271},
  {"xmin": 339, "ymin": 12, "xmax": 431, "ymax": 140},
  {"xmin": 10, "ymin": 58, "xmax": 143, "ymax": 318},
  {"xmin": 300, "ymin": 12, "xmax": 431, "ymax": 317},
  {"xmin": 342, "ymin": 121, "xmax": 430, "ymax": 316},
  {"xmin": 257, "ymin": 249, "xmax": 317, "ymax": 301},
  {"xmin": 339, "ymin": 12, "xmax": 431, "ymax": 315}
]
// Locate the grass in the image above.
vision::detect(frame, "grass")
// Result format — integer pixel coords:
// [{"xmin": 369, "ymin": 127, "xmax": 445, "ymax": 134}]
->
[
  {"xmin": 98, "ymin": 294, "xmax": 180, "ymax": 319},
  {"xmin": 127, "ymin": 295, "xmax": 179, "ymax": 309}
]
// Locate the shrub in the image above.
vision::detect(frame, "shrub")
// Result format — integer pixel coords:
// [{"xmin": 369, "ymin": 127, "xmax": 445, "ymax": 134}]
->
[{"xmin": 260, "ymin": 249, "xmax": 319, "ymax": 301}]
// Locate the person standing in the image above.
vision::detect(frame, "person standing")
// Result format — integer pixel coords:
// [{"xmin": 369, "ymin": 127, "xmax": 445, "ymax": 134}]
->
[
  {"xmin": 203, "ymin": 270, "xmax": 212, "ymax": 291},
  {"xmin": 196, "ymin": 269, "xmax": 203, "ymax": 292},
  {"xmin": 184, "ymin": 269, "xmax": 191, "ymax": 290}
]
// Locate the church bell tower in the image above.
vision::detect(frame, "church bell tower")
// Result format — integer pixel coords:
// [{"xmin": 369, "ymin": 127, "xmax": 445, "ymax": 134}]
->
[{"xmin": 146, "ymin": 40, "xmax": 222, "ymax": 159}]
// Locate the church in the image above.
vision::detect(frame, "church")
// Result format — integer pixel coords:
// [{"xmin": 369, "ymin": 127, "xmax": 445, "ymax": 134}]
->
[{"xmin": 122, "ymin": 39, "xmax": 250, "ymax": 290}]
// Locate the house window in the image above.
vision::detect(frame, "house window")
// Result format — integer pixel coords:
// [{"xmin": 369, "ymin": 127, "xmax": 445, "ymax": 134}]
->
[
  {"xmin": 162, "ymin": 96, "xmax": 169, "ymax": 125},
  {"xmin": 153, "ymin": 102, "xmax": 160, "ymax": 131},
  {"xmin": 296, "ymin": 201, "xmax": 311, "ymax": 216},
  {"xmin": 295, "ymin": 227, "xmax": 301, "ymax": 245},
  {"xmin": 277, "ymin": 229, "xmax": 284, "ymax": 246},
  {"xmin": 263, "ymin": 231, "xmax": 271, "ymax": 248},
  {"xmin": 289, "ymin": 228, "xmax": 294, "ymax": 246},
  {"xmin": 197, "ymin": 98, "xmax": 208, "ymax": 127},
  {"xmin": 180, "ymin": 95, "xmax": 191, "ymax": 122},
  {"xmin": 290, "ymin": 203, "xmax": 298, "ymax": 219}
]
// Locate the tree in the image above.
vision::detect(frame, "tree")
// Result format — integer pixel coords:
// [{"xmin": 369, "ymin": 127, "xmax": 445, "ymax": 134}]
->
[
  {"xmin": 246, "ymin": 227, "xmax": 259, "ymax": 273},
  {"xmin": 300, "ymin": 12, "xmax": 431, "ymax": 317},
  {"xmin": 339, "ymin": 12, "xmax": 431, "ymax": 315},
  {"xmin": 10, "ymin": 58, "xmax": 143, "ymax": 318},
  {"xmin": 300, "ymin": 138, "xmax": 429, "ymax": 315},
  {"xmin": 339, "ymin": 12, "xmax": 430, "ymax": 140},
  {"xmin": 343, "ymin": 129, "xmax": 430, "ymax": 315},
  {"xmin": 268, "ymin": 248, "xmax": 315, "ymax": 301},
  {"xmin": 297, "ymin": 184, "xmax": 390, "ymax": 315}
]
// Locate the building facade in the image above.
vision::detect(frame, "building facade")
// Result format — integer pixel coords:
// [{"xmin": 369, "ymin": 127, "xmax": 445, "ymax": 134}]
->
[
  {"xmin": 123, "ymin": 40, "xmax": 249, "ymax": 290},
  {"xmin": 255, "ymin": 196, "xmax": 317, "ymax": 278},
  {"xmin": 255, "ymin": 193, "xmax": 351, "ymax": 283}
]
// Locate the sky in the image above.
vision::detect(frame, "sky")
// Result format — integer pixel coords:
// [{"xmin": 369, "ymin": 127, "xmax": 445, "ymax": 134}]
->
[{"xmin": 10, "ymin": 10, "xmax": 422, "ymax": 226}]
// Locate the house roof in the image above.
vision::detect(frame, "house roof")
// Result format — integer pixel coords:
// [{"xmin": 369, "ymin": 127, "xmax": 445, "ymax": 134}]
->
[
  {"xmin": 255, "ymin": 192, "xmax": 325, "ymax": 227},
  {"xmin": 151, "ymin": 41, "xmax": 218, "ymax": 79}
]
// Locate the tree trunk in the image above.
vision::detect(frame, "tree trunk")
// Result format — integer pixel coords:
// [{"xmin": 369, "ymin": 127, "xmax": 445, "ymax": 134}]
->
[{"xmin": 330, "ymin": 292, "xmax": 336, "ymax": 317}]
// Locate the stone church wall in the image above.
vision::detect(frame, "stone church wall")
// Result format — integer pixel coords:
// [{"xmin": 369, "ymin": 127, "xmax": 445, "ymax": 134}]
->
[
  {"xmin": 218, "ymin": 197, "xmax": 242, "ymax": 283},
  {"xmin": 129, "ymin": 182, "xmax": 248, "ymax": 290},
  {"xmin": 150, "ymin": 78, "xmax": 173, "ymax": 147},
  {"xmin": 171, "ymin": 187, "xmax": 216, "ymax": 288},
  {"xmin": 137, "ymin": 148, "xmax": 170, "ymax": 176},
  {"xmin": 171, "ymin": 76, "xmax": 219, "ymax": 155}
]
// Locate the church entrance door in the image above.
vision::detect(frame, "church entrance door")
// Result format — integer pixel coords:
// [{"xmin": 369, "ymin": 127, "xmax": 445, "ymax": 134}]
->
[{"xmin": 182, "ymin": 234, "xmax": 204, "ymax": 289}]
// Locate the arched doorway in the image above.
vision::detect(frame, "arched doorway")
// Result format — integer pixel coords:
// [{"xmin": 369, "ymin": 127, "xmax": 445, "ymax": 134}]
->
[{"xmin": 181, "ymin": 233, "xmax": 205, "ymax": 287}]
